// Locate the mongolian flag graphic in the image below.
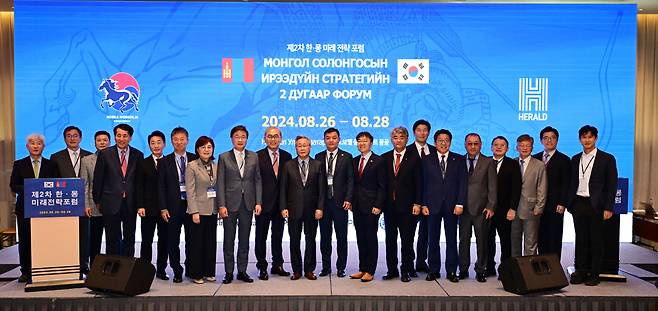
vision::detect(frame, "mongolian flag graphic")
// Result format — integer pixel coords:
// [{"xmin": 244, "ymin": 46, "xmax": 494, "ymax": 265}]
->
[{"xmin": 222, "ymin": 58, "xmax": 255, "ymax": 83}]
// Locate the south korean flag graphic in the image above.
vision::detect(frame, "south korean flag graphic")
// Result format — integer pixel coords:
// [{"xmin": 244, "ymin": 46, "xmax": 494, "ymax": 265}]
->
[{"xmin": 397, "ymin": 59, "xmax": 429, "ymax": 84}]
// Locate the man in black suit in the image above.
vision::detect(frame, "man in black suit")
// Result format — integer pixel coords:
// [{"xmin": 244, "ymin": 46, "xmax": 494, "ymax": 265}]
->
[
  {"xmin": 93, "ymin": 123, "xmax": 143, "ymax": 257},
  {"xmin": 50, "ymin": 125, "xmax": 93, "ymax": 275},
  {"xmin": 350, "ymin": 131, "xmax": 385, "ymax": 282},
  {"xmin": 10, "ymin": 133, "xmax": 60, "ymax": 282},
  {"xmin": 316, "ymin": 127, "xmax": 353, "ymax": 278},
  {"xmin": 567, "ymin": 125, "xmax": 618, "ymax": 286},
  {"xmin": 255, "ymin": 127, "xmax": 292, "ymax": 280},
  {"xmin": 136, "ymin": 130, "xmax": 169, "ymax": 280},
  {"xmin": 382, "ymin": 126, "xmax": 422, "ymax": 282},
  {"xmin": 421, "ymin": 129, "xmax": 466, "ymax": 283},
  {"xmin": 280, "ymin": 135, "xmax": 325, "ymax": 281},
  {"xmin": 534, "ymin": 126, "xmax": 570, "ymax": 259},
  {"xmin": 158, "ymin": 127, "xmax": 198, "ymax": 283},
  {"xmin": 486, "ymin": 136, "xmax": 521, "ymax": 277},
  {"xmin": 410, "ymin": 120, "xmax": 435, "ymax": 274}
]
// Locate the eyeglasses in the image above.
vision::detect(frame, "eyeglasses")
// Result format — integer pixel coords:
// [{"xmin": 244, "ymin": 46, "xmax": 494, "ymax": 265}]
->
[
  {"xmin": 266, "ymin": 135, "xmax": 280, "ymax": 139},
  {"xmin": 66, "ymin": 134, "xmax": 80, "ymax": 139},
  {"xmin": 542, "ymin": 136, "xmax": 556, "ymax": 142},
  {"xmin": 436, "ymin": 139, "xmax": 450, "ymax": 144}
]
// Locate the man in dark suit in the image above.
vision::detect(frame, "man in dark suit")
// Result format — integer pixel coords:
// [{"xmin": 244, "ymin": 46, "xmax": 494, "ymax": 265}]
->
[
  {"xmin": 460, "ymin": 133, "xmax": 497, "ymax": 283},
  {"xmin": 567, "ymin": 125, "xmax": 617, "ymax": 286},
  {"xmin": 158, "ymin": 127, "xmax": 198, "ymax": 283},
  {"xmin": 93, "ymin": 123, "xmax": 143, "ymax": 257},
  {"xmin": 421, "ymin": 129, "xmax": 466, "ymax": 283},
  {"xmin": 10, "ymin": 133, "xmax": 60, "ymax": 282},
  {"xmin": 534, "ymin": 126, "xmax": 570, "ymax": 259},
  {"xmin": 280, "ymin": 136, "xmax": 325, "ymax": 281},
  {"xmin": 409, "ymin": 119, "xmax": 436, "ymax": 274},
  {"xmin": 486, "ymin": 136, "xmax": 521, "ymax": 277},
  {"xmin": 217, "ymin": 125, "xmax": 262, "ymax": 284},
  {"xmin": 382, "ymin": 126, "xmax": 422, "ymax": 282},
  {"xmin": 350, "ymin": 131, "xmax": 385, "ymax": 282},
  {"xmin": 316, "ymin": 127, "xmax": 353, "ymax": 278},
  {"xmin": 255, "ymin": 127, "xmax": 292, "ymax": 280},
  {"xmin": 50, "ymin": 125, "xmax": 93, "ymax": 275},
  {"xmin": 136, "ymin": 130, "xmax": 169, "ymax": 280}
]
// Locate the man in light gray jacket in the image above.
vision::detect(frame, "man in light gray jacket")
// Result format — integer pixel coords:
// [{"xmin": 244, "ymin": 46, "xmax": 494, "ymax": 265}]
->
[
  {"xmin": 509, "ymin": 134, "xmax": 547, "ymax": 257},
  {"xmin": 218, "ymin": 125, "xmax": 263, "ymax": 284}
]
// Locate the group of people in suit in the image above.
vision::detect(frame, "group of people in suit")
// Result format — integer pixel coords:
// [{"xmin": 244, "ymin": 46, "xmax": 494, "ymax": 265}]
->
[{"xmin": 9, "ymin": 121, "xmax": 617, "ymax": 287}]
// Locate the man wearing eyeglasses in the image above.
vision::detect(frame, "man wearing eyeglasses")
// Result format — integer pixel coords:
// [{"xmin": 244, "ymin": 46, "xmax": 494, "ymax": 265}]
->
[
  {"xmin": 533, "ymin": 126, "xmax": 570, "ymax": 259},
  {"xmin": 50, "ymin": 125, "xmax": 93, "ymax": 275},
  {"xmin": 255, "ymin": 127, "xmax": 292, "ymax": 280}
]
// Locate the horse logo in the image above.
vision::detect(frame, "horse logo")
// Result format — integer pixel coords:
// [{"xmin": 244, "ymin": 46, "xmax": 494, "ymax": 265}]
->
[{"xmin": 98, "ymin": 72, "xmax": 140, "ymax": 113}]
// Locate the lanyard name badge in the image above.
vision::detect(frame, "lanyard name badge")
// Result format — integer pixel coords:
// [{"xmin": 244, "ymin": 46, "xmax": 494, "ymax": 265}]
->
[
  {"xmin": 205, "ymin": 163, "xmax": 216, "ymax": 198},
  {"xmin": 580, "ymin": 154, "xmax": 596, "ymax": 182},
  {"xmin": 178, "ymin": 158, "xmax": 187, "ymax": 200}
]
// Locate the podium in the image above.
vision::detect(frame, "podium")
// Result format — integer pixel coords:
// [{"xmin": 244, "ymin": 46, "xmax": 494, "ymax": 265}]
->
[{"xmin": 23, "ymin": 178, "xmax": 86, "ymax": 292}]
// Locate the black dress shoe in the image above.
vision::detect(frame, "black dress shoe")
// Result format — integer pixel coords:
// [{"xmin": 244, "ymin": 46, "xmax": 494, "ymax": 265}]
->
[
  {"xmin": 222, "ymin": 274, "xmax": 233, "ymax": 284},
  {"xmin": 382, "ymin": 272, "xmax": 400, "ymax": 280},
  {"xmin": 237, "ymin": 272, "xmax": 254, "ymax": 283},
  {"xmin": 570, "ymin": 271, "xmax": 586, "ymax": 285},
  {"xmin": 409, "ymin": 271, "xmax": 419, "ymax": 278},
  {"xmin": 447, "ymin": 272, "xmax": 459, "ymax": 283},
  {"xmin": 476, "ymin": 273, "xmax": 487, "ymax": 283},
  {"xmin": 81, "ymin": 267, "xmax": 90, "ymax": 275},
  {"xmin": 458, "ymin": 271, "xmax": 469, "ymax": 280},
  {"xmin": 425, "ymin": 272, "xmax": 438, "ymax": 281},
  {"xmin": 173, "ymin": 275, "xmax": 183, "ymax": 283},
  {"xmin": 271, "ymin": 266, "xmax": 291, "ymax": 277},
  {"xmin": 401, "ymin": 273, "xmax": 411, "ymax": 282},
  {"xmin": 17, "ymin": 274, "xmax": 29, "ymax": 283},
  {"xmin": 416, "ymin": 263, "xmax": 429, "ymax": 273},
  {"xmin": 585, "ymin": 275, "xmax": 600, "ymax": 286},
  {"xmin": 319, "ymin": 269, "xmax": 331, "ymax": 277},
  {"xmin": 337, "ymin": 270, "xmax": 346, "ymax": 278},
  {"xmin": 290, "ymin": 272, "xmax": 302, "ymax": 280},
  {"xmin": 258, "ymin": 270, "xmax": 269, "ymax": 280},
  {"xmin": 156, "ymin": 272, "xmax": 170, "ymax": 281}
]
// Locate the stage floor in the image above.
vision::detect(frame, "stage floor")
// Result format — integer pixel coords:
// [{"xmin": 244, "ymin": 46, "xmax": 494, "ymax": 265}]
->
[{"xmin": 0, "ymin": 242, "xmax": 656, "ymax": 300}]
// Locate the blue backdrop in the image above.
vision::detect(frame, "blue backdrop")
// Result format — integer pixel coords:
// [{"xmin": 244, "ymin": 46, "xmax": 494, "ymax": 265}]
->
[{"xmin": 14, "ymin": 1, "xmax": 636, "ymax": 209}]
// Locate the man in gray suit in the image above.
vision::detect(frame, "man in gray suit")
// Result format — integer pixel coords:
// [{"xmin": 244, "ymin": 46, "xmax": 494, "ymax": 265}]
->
[
  {"xmin": 218, "ymin": 125, "xmax": 263, "ymax": 284},
  {"xmin": 50, "ymin": 125, "xmax": 93, "ymax": 274},
  {"xmin": 509, "ymin": 134, "xmax": 547, "ymax": 257},
  {"xmin": 459, "ymin": 133, "xmax": 497, "ymax": 283}
]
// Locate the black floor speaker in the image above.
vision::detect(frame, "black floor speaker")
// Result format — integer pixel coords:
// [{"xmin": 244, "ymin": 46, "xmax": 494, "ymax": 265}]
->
[
  {"xmin": 499, "ymin": 254, "xmax": 569, "ymax": 295},
  {"xmin": 85, "ymin": 254, "xmax": 155, "ymax": 296}
]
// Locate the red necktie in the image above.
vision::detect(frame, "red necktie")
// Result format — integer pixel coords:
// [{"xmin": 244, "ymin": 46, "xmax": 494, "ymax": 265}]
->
[
  {"xmin": 358, "ymin": 156, "xmax": 365, "ymax": 178},
  {"xmin": 120, "ymin": 149, "xmax": 127, "ymax": 177},
  {"xmin": 394, "ymin": 153, "xmax": 401, "ymax": 176},
  {"xmin": 272, "ymin": 152, "xmax": 279, "ymax": 177}
]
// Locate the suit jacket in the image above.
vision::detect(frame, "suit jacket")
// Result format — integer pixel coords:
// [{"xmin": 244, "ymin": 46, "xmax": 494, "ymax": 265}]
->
[
  {"xmin": 158, "ymin": 152, "xmax": 198, "ymax": 216},
  {"xmin": 567, "ymin": 149, "xmax": 618, "ymax": 213},
  {"xmin": 515, "ymin": 157, "xmax": 547, "ymax": 219},
  {"xmin": 465, "ymin": 153, "xmax": 497, "ymax": 216},
  {"xmin": 10, "ymin": 156, "xmax": 60, "ymax": 216},
  {"xmin": 279, "ymin": 157, "xmax": 325, "ymax": 220},
  {"xmin": 495, "ymin": 156, "xmax": 522, "ymax": 214},
  {"xmin": 50, "ymin": 148, "xmax": 93, "ymax": 178},
  {"xmin": 93, "ymin": 145, "xmax": 143, "ymax": 216},
  {"xmin": 257, "ymin": 148, "xmax": 292, "ymax": 213},
  {"xmin": 217, "ymin": 149, "xmax": 262, "ymax": 212},
  {"xmin": 315, "ymin": 148, "xmax": 354, "ymax": 204},
  {"xmin": 80, "ymin": 153, "xmax": 101, "ymax": 216},
  {"xmin": 352, "ymin": 153, "xmax": 386, "ymax": 214},
  {"xmin": 408, "ymin": 143, "xmax": 437, "ymax": 160},
  {"xmin": 533, "ymin": 150, "xmax": 570, "ymax": 211},
  {"xmin": 422, "ymin": 151, "xmax": 467, "ymax": 215},
  {"xmin": 185, "ymin": 159, "xmax": 219, "ymax": 216},
  {"xmin": 136, "ymin": 155, "xmax": 161, "ymax": 218},
  {"xmin": 382, "ymin": 146, "xmax": 422, "ymax": 214}
]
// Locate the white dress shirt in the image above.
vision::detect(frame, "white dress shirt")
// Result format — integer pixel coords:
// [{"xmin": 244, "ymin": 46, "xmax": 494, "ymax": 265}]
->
[{"xmin": 577, "ymin": 148, "xmax": 598, "ymax": 197}]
